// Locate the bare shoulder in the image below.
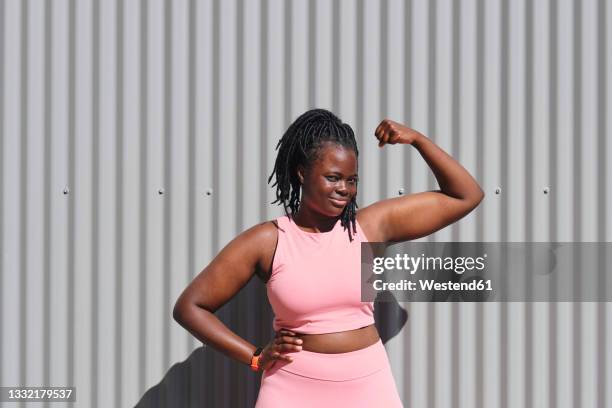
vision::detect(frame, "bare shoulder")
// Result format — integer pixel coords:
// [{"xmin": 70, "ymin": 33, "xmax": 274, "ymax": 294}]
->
[
  {"xmin": 177, "ymin": 219, "xmax": 279, "ymax": 312},
  {"xmin": 245, "ymin": 219, "xmax": 280, "ymax": 283},
  {"xmin": 356, "ymin": 204, "xmax": 388, "ymax": 242},
  {"xmin": 246, "ymin": 218, "xmax": 279, "ymax": 241}
]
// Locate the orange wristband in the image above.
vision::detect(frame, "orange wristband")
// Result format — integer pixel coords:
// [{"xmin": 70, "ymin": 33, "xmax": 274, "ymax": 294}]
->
[{"xmin": 250, "ymin": 347, "xmax": 263, "ymax": 372}]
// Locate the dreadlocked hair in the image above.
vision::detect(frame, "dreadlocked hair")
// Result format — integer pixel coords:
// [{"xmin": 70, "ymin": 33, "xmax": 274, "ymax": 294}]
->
[{"xmin": 268, "ymin": 108, "xmax": 360, "ymax": 242}]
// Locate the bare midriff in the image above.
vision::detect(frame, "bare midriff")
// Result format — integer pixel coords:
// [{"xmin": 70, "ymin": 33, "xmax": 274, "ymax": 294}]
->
[{"xmin": 286, "ymin": 324, "xmax": 380, "ymax": 353}]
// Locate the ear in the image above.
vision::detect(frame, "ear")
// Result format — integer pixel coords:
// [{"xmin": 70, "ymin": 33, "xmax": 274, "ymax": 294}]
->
[{"xmin": 296, "ymin": 165, "xmax": 305, "ymax": 184}]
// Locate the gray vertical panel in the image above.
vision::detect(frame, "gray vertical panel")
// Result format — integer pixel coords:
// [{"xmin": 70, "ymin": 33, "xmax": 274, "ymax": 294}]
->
[
  {"xmin": 74, "ymin": 0, "xmax": 95, "ymax": 405},
  {"xmin": 19, "ymin": 3, "xmax": 28, "ymax": 407},
  {"xmin": 243, "ymin": 0, "xmax": 262, "ymax": 229},
  {"xmin": 600, "ymin": 0, "xmax": 610, "ymax": 406},
  {"xmin": 234, "ymin": 0, "xmax": 246, "ymax": 387},
  {"xmin": 2, "ymin": 0, "xmax": 21, "ymax": 401},
  {"xmin": 532, "ymin": 2, "xmax": 552, "ymax": 407},
  {"xmin": 49, "ymin": 2, "xmax": 70, "ymax": 408},
  {"xmin": 168, "ymin": 0, "xmax": 190, "ymax": 368},
  {"xmin": 572, "ymin": 3, "xmax": 583, "ymax": 408},
  {"xmin": 161, "ymin": 0, "xmax": 171, "ymax": 384},
  {"xmin": 314, "ymin": 0, "xmax": 332, "ymax": 109},
  {"xmin": 144, "ymin": 0, "xmax": 165, "ymax": 393},
  {"xmin": 25, "ymin": 0, "xmax": 45, "ymax": 396},
  {"xmin": 338, "ymin": 0, "xmax": 356, "ymax": 129},
  {"xmin": 290, "ymin": 0, "xmax": 308, "ymax": 119},
  {"xmin": 114, "ymin": 0, "xmax": 124, "ymax": 405},
  {"xmin": 483, "ymin": 2, "xmax": 502, "ymax": 408},
  {"xmin": 191, "ymin": 0, "xmax": 213, "ymax": 401},
  {"xmin": 42, "ymin": 2, "xmax": 52, "ymax": 407},
  {"xmin": 266, "ymin": 0, "xmax": 284, "ymax": 221},
  {"xmin": 194, "ymin": 0, "xmax": 213, "ymax": 348},
  {"xmin": 137, "ymin": 0, "xmax": 148, "ymax": 397},
  {"xmin": 379, "ymin": 0, "xmax": 388, "ymax": 200},
  {"xmin": 361, "ymin": 0, "xmax": 381, "ymax": 206},
  {"xmin": 66, "ymin": 0, "xmax": 76, "ymax": 397},
  {"xmin": 384, "ymin": 0, "xmax": 406, "ymax": 204},
  {"xmin": 580, "ymin": 1, "xmax": 599, "ymax": 407},
  {"xmin": 433, "ymin": 0, "xmax": 452, "ymax": 243},
  {"xmin": 122, "ymin": 0, "xmax": 141, "ymax": 405},
  {"xmin": 408, "ymin": 2, "xmax": 430, "ymax": 406},
  {"xmin": 596, "ymin": 1, "xmax": 607, "ymax": 408},
  {"xmin": 217, "ymin": 0, "xmax": 237, "ymax": 405},
  {"xmin": 383, "ymin": 0, "xmax": 407, "ymax": 403},
  {"xmin": 97, "ymin": 0, "xmax": 118, "ymax": 406},
  {"xmin": 242, "ymin": 0, "xmax": 262, "ymax": 402},
  {"xmin": 91, "ymin": 0, "xmax": 101, "ymax": 405}
]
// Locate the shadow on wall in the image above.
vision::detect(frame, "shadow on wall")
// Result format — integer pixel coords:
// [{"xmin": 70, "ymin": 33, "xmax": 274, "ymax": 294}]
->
[
  {"xmin": 134, "ymin": 288, "xmax": 407, "ymax": 408},
  {"xmin": 374, "ymin": 291, "xmax": 408, "ymax": 343}
]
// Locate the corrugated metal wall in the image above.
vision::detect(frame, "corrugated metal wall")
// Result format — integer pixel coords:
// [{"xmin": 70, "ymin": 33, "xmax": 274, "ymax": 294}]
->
[{"xmin": 1, "ymin": 0, "xmax": 610, "ymax": 407}]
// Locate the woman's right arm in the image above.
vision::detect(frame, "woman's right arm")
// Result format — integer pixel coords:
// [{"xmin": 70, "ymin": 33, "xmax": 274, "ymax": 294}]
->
[{"xmin": 172, "ymin": 221, "xmax": 280, "ymax": 368}]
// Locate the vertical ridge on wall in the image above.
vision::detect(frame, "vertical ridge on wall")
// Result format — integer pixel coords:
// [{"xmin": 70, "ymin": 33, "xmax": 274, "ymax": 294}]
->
[
  {"xmin": 379, "ymin": 0, "xmax": 388, "ymax": 202},
  {"xmin": 19, "ymin": 0, "xmax": 29, "ymax": 401},
  {"xmin": 572, "ymin": 3, "xmax": 582, "ymax": 408},
  {"xmin": 113, "ymin": 1, "xmax": 124, "ymax": 407},
  {"xmin": 402, "ymin": 1, "xmax": 414, "ymax": 402},
  {"xmin": 355, "ymin": 0, "xmax": 364, "ymax": 210},
  {"xmin": 524, "ymin": 0, "xmax": 534, "ymax": 406},
  {"xmin": 137, "ymin": 0, "xmax": 147, "ymax": 398},
  {"xmin": 67, "ymin": 0, "xmax": 76, "ymax": 401},
  {"xmin": 43, "ymin": 1, "xmax": 52, "ymax": 405},
  {"xmin": 596, "ymin": 0, "xmax": 608, "ymax": 405}
]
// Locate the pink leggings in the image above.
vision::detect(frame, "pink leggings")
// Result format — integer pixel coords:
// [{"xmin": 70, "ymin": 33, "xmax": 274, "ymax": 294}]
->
[{"xmin": 255, "ymin": 338, "xmax": 403, "ymax": 407}]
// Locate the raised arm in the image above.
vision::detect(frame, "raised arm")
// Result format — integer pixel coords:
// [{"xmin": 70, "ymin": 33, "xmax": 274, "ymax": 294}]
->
[{"xmin": 357, "ymin": 119, "xmax": 484, "ymax": 243}]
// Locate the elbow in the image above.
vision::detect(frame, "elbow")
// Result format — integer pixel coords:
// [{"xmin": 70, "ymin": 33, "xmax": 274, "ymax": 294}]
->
[
  {"xmin": 172, "ymin": 302, "xmax": 183, "ymax": 324},
  {"xmin": 462, "ymin": 188, "xmax": 484, "ymax": 211},
  {"xmin": 470, "ymin": 186, "xmax": 485, "ymax": 205},
  {"xmin": 474, "ymin": 188, "xmax": 485, "ymax": 205},
  {"xmin": 173, "ymin": 298, "xmax": 192, "ymax": 325}
]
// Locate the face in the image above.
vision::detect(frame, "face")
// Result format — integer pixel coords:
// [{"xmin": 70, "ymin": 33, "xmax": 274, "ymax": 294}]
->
[{"xmin": 297, "ymin": 143, "xmax": 359, "ymax": 217}]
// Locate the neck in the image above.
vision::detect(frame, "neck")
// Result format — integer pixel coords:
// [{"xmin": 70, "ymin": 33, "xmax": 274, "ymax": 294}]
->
[{"xmin": 292, "ymin": 206, "xmax": 340, "ymax": 233}]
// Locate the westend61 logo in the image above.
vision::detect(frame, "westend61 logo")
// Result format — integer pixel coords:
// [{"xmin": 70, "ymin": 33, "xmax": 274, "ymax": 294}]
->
[
  {"xmin": 361, "ymin": 242, "xmax": 612, "ymax": 302},
  {"xmin": 371, "ymin": 253, "xmax": 487, "ymax": 275}
]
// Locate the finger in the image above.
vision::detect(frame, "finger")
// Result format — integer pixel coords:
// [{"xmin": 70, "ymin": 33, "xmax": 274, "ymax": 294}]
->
[
  {"xmin": 278, "ymin": 342, "xmax": 303, "ymax": 352},
  {"xmin": 272, "ymin": 350, "xmax": 294, "ymax": 362},
  {"xmin": 374, "ymin": 129, "xmax": 382, "ymax": 144},
  {"xmin": 279, "ymin": 335, "xmax": 303, "ymax": 344},
  {"xmin": 375, "ymin": 121, "xmax": 389, "ymax": 142},
  {"xmin": 378, "ymin": 132, "xmax": 390, "ymax": 147},
  {"xmin": 375, "ymin": 122, "xmax": 384, "ymax": 137}
]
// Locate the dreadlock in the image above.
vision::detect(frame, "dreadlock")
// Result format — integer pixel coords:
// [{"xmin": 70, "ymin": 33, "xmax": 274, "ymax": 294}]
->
[{"xmin": 268, "ymin": 108, "xmax": 360, "ymax": 242}]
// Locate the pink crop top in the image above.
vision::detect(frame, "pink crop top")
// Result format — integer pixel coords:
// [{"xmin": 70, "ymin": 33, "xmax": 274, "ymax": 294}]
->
[{"xmin": 266, "ymin": 214, "xmax": 375, "ymax": 334}]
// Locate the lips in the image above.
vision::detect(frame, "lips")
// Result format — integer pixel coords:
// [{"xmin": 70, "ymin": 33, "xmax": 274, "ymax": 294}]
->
[{"xmin": 329, "ymin": 197, "xmax": 349, "ymax": 207}]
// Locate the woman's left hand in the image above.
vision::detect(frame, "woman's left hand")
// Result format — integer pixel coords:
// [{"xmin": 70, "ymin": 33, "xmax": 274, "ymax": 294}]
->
[{"xmin": 374, "ymin": 119, "xmax": 422, "ymax": 147}]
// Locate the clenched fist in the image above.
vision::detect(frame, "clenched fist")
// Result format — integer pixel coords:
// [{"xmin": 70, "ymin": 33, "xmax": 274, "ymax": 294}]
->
[{"xmin": 374, "ymin": 119, "xmax": 422, "ymax": 147}]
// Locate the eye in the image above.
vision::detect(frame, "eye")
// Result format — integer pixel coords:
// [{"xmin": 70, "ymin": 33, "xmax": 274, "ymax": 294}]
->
[{"xmin": 325, "ymin": 176, "xmax": 339, "ymax": 182}]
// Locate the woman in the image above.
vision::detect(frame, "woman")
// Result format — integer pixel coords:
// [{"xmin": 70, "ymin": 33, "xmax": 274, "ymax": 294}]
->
[{"xmin": 173, "ymin": 108, "xmax": 484, "ymax": 407}]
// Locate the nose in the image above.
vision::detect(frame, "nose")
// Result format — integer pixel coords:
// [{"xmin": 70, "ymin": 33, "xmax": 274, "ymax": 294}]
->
[{"xmin": 335, "ymin": 181, "xmax": 349, "ymax": 194}]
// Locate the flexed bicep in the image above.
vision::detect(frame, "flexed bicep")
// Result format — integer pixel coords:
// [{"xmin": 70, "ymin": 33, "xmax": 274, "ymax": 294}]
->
[{"xmin": 360, "ymin": 191, "xmax": 482, "ymax": 243}]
